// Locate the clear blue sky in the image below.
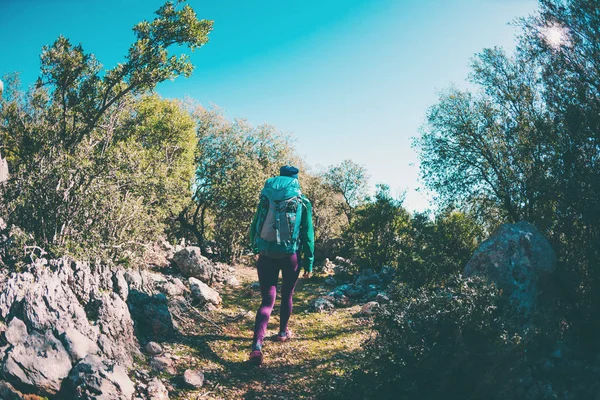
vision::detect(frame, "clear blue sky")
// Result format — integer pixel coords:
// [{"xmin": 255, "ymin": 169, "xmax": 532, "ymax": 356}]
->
[{"xmin": 0, "ymin": 0, "xmax": 538, "ymax": 211}]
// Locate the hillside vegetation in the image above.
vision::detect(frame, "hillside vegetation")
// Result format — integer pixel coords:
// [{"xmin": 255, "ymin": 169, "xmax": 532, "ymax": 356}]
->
[{"xmin": 1, "ymin": 0, "xmax": 600, "ymax": 399}]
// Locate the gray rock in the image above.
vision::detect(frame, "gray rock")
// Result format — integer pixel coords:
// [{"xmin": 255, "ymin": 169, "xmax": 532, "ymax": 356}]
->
[
  {"xmin": 93, "ymin": 292, "xmax": 139, "ymax": 368},
  {"xmin": 113, "ymin": 269, "xmax": 129, "ymax": 301},
  {"xmin": 145, "ymin": 236, "xmax": 175, "ymax": 269},
  {"xmin": 158, "ymin": 278, "xmax": 187, "ymax": 297},
  {"xmin": 150, "ymin": 356, "xmax": 176, "ymax": 375},
  {"xmin": 321, "ymin": 258, "xmax": 336, "ymax": 275},
  {"xmin": 333, "ymin": 284, "xmax": 364, "ymax": 299},
  {"xmin": 189, "ymin": 277, "xmax": 222, "ymax": 306},
  {"xmin": 67, "ymin": 355, "xmax": 135, "ymax": 400},
  {"xmin": 0, "ymin": 257, "xmax": 142, "ymax": 386},
  {"xmin": 60, "ymin": 327, "xmax": 100, "ymax": 363},
  {"xmin": 145, "ymin": 341, "xmax": 163, "ymax": 356},
  {"xmin": 147, "ymin": 377, "xmax": 169, "ymax": 400},
  {"xmin": 224, "ymin": 275, "xmax": 241, "ymax": 287},
  {"xmin": 172, "ymin": 247, "xmax": 215, "ymax": 282},
  {"xmin": 5, "ymin": 318, "xmax": 27, "ymax": 345},
  {"xmin": 250, "ymin": 281, "xmax": 261, "ymax": 290},
  {"xmin": 127, "ymin": 290, "xmax": 175, "ymax": 342},
  {"xmin": 355, "ymin": 269, "xmax": 381, "ymax": 287},
  {"xmin": 3, "ymin": 328, "xmax": 72, "ymax": 396},
  {"xmin": 311, "ymin": 297, "xmax": 335, "ymax": 313},
  {"xmin": 124, "ymin": 270, "xmax": 144, "ymax": 292},
  {"xmin": 464, "ymin": 221, "xmax": 557, "ymax": 315},
  {"xmin": 183, "ymin": 369, "xmax": 204, "ymax": 388}
]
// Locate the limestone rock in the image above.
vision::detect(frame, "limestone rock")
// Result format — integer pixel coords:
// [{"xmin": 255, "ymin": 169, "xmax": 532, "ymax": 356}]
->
[
  {"xmin": 3, "ymin": 325, "xmax": 72, "ymax": 396},
  {"xmin": 147, "ymin": 377, "xmax": 169, "ymax": 400},
  {"xmin": 150, "ymin": 356, "xmax": 176, "ymax": 375},
  {"xmin": 172, "ymin": 247, "xmax": 214, "ymax": 282},
  {"xmin": 183, "ymin": 369, "xmax": 204, "ymax": 388},
  {"xmin": 66, "ymin": 355, "xmax": 135, "ymax": 400},
  {"xmin": 189, "ymin": 277, "xmax": 222, "ymax": 306},
  {"xmin": 157, "ymin": 277, "xmax": 187, "ymax": 297},
  {"xmin": 355, "ymin": 269, "xmax": 381, "ymax": 287},
  {"xmin": 60, "ymin": 327, "xmax": 100, "ymax": 363},
  {"xmin": 224, "ymin": 275, "xmax": 240, "ymax": 287},
  {"xmin": 5, "ymin": 318, "xmax": 27, "ymax": 345},
  {"xmin": 94, "ymin": 292, "xmax": 139, "ymax": 368},
  {"xmin": 113, "ymin": 269, "xmax": 129, "ymax": 301},
  {"xmin": 464, "ymin": 221, "xmax": 557, "ymax": 314},
  {"xmin": 127, "ymin": 291, "xmax": 175, "ymax": 342},
  {"xmin": 144, "ymin": 236, "xmax": 175, "ymax": 269},
  {"xmin": 145, "ymin": 342, "xmax": 163, "ymax": 356}
]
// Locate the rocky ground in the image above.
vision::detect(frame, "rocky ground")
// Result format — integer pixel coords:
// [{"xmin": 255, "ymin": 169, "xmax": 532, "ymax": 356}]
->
[{"xmin": 0, "ymin": 229, "xmax": 381, "ymax": 399}]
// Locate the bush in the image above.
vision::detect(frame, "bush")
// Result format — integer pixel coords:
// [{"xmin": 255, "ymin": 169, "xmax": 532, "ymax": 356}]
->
[{"xmin": 326, "ymin": 275, "xmax": 557, "ymax": 400}]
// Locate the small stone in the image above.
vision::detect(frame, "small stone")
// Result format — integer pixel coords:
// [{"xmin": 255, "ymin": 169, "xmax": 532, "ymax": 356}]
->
[
  {"xmin": 151, "ymin": 356, "xmax": 176, "ymax": 375},
  {"xmin": 250, "ymin": 281, "xmax": 261, "ymax": 290},
  {"xmin": 225, "ymin": 275, "xmax": 241, "ymax": 287},
  {"xmin": 145, "ymin": 341, "xmax": 163, "ymax": 356},
  {"xmin": 324, "ymin": 276, "xmax": 337, "ymax": 286},
  {"xmin": 183, "ymin": 369, "xmax": 205, "ymax": 388}
]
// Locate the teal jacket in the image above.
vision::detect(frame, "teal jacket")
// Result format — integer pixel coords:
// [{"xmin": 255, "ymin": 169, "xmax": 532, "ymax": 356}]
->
[{"xmin": 250, "ymin": 194, "xmax": 315, "ymax": 273}]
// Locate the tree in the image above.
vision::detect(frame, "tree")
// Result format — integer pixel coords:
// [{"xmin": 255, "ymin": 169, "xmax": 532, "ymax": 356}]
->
[
  {"xmin": 181, "ymin": 106, "xmax": 300, "ymax": 262},
  {"xmin": 324, "ymin": 159, "xmax": 369, "ymax": 222},
  {"xmin": 300, "ymin": 171, "xmax": 347, "ymax": 253},
  {"xmin": 405, "ymin": 208, "xmax": 483, "ymax": 286},
  {"xmin": 343, "ymin": 184, "xmax": 412, "ymax": 271},
  {"xmin": 416, "ymin": 0, "xmax": 600, "ymax": 335},
  {"xmin": 0, "ymin": 1, "xmax": 212, "ymax": 262}
]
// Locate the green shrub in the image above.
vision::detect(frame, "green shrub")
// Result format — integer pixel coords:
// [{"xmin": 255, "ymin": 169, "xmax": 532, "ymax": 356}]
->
[{"xmin": 326, "ymin": 275, "xmax": 557, "ymax": 400}]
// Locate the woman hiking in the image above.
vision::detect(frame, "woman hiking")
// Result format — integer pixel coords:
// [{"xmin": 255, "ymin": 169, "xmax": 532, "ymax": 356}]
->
[{"xmin": 248, "ymin": 165, "xmax": 314, "ymax": 366}]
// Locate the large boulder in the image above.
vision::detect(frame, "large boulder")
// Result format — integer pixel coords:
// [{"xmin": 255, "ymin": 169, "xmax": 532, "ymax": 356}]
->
[
  {"xmin": 2, "ymin": 318, "xmax": 72, "ymax": 396},
  {"xmin": 65, "ymin": 355, "xmax": 135, "ymax": 400},
  {"xmin": 189, "ymin": 277, "xmax": 222, "ymax": 306},
  {"xmin": 464, "ymin": 221, "xmax": 557, "ymax": 314}
]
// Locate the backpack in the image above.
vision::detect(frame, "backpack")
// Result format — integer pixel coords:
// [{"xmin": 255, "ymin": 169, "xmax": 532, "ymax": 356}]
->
[{"xmin": 254, "ymin": 176, "xmax": 304, "ymax": 258}]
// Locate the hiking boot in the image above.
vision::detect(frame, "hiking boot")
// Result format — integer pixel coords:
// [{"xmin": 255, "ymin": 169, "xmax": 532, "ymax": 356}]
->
[
  {"xmin": 274, "ymin": 329, "xmax": 293, "ymax": 342},
  {"xmin": 249, "ymin": 349, "xmax": 263, "ymax": 365}
]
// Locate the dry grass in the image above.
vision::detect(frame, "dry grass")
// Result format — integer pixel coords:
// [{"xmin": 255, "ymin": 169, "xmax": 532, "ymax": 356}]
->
[{"xmin": 159, "ymin": 264, "xmax": 373, "ymax": 399}]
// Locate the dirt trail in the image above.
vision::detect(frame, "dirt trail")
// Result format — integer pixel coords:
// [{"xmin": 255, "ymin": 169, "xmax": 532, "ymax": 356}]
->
[{"xmin": 161, "ymin": 264, "xmax": 372, "ymax": 399}]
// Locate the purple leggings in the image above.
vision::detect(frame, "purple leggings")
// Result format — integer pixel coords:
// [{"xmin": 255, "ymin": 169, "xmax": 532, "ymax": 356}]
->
[{"xmin": 252, "ymin": 252, "xmax": 301, "ymax": 346}]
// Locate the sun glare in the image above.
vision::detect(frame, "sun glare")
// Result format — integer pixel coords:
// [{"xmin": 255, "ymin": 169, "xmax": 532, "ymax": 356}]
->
[{"xmin": 541, "ymin": 23, "xmax": 568, "ymax": 49}]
